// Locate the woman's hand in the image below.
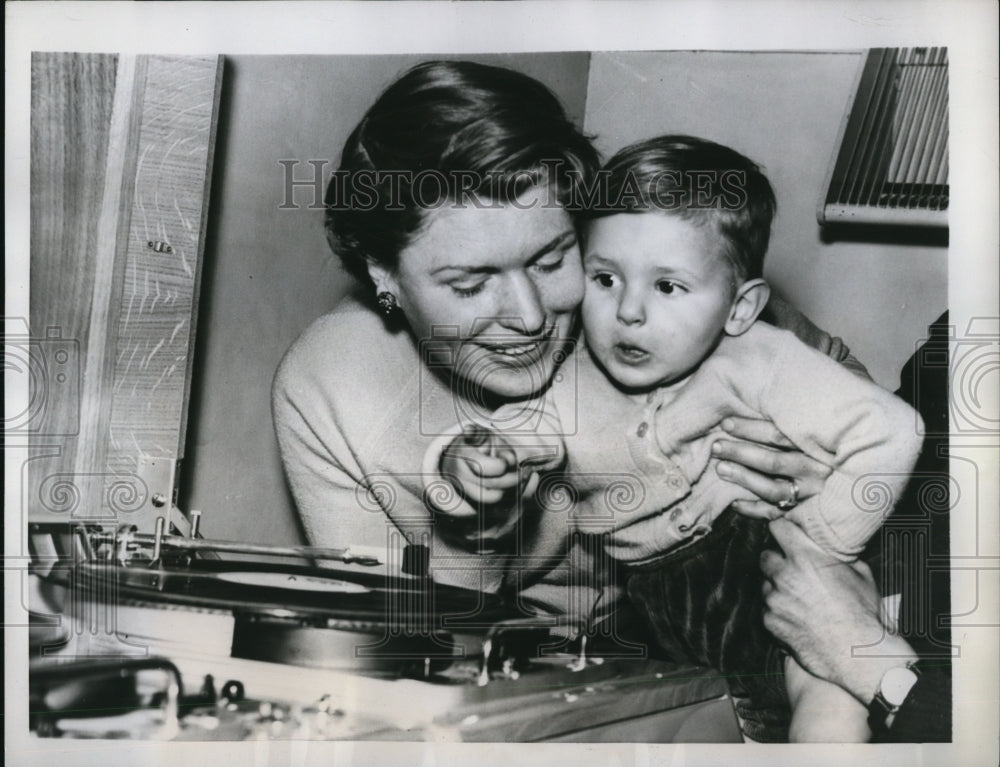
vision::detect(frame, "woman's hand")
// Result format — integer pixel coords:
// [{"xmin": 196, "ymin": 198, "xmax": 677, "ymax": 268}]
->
[
  {"xmin": 711, "ymin": 416, "xmax": 832, "ymax": 520},
  {"xmin": 439, "ymin": 426, "xmax": 521, "ymax": 507},
  {"xmin": 761, "ymin": 519, "xmax": 918, "ymax": 703}
]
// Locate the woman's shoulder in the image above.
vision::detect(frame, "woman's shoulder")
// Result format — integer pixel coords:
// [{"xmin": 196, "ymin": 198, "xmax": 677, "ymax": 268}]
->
[
  {"xmin": 284, "ymin": 294, "xmax": 386, "ymax": 355},
  {"xmin": 273, "ymin": 295, "xmax": 417, "ymax": 405}
]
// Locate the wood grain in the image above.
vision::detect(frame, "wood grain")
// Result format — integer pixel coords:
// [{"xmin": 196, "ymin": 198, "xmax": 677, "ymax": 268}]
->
[
  {"xmin": 29, "ymin": 54, "xmax": 222, "ymax": 530},
  {"xmin": 30, "ymin": 53, "xmax": 122, "ymax": 524},
  {"xmin": 106, "ymin": 56, "xmax": 222, "ymax": 475}
]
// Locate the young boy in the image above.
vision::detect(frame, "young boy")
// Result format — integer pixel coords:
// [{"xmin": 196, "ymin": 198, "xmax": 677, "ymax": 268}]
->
[{"xmin": 424, "ymin": 136, "xmax": 924, "ymax": 741}]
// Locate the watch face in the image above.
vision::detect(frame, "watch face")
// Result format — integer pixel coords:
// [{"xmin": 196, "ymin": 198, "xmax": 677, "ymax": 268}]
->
[{"xmin": 881, "ymin": 666, "xmax": 919, "ymax": 706}]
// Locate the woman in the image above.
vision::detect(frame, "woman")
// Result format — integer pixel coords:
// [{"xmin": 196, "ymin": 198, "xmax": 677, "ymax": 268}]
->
[{"xmin": 272, "ymin": 60, "xmax": 843, "ymax": 633}]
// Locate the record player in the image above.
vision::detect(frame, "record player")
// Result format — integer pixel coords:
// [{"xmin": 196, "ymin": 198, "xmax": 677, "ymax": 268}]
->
[{"xmin": 27, "ymin": 515, "xmax": 743, "ymax": 742}]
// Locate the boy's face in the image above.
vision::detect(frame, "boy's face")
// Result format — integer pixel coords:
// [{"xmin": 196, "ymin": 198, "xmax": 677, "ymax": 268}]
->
[{"xmin": 582, "ymin": 213, "xmax": 738, "ymax": 391}]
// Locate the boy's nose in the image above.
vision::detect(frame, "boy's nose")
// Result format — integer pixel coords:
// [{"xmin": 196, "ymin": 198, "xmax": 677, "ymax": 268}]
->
[{"xmin": 616, "ymin": 291, "xmax": 645, "ymax": 326}]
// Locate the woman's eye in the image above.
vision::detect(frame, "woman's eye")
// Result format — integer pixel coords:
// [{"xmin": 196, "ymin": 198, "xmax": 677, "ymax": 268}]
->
[
  {"xmin": 656, "ymin": 280, "xmax": 682, "ymax": 295},
  {"xmin": 450, "ymin": 282, "xmax": 487, "ymax": 298},
  {"xmin": 533, "ymin": 254, "xmax": 565, "ymax": 274}
]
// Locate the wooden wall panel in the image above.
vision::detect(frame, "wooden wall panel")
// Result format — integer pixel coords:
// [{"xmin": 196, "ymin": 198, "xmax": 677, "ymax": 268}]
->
[
  {"xmin": 107, "ymin": 56, "xmax": 222, "ymax": 471},
  {"xmin": 28, "ymin": 54, "xmax": 222, "ymax": 532},
  {"xmin": 29, "ymin": 52, "xmax": 124, "ymax": 525}
]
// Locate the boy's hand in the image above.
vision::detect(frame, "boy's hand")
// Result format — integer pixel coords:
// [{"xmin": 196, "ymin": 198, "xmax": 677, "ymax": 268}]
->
[{"xmin": 439, "ymin": 425, "xmax": 522, "ymax": 506}]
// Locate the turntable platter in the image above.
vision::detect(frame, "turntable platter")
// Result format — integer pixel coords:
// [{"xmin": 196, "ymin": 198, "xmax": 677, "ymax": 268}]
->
[
  {"xmin": 42, "ymin": 556, "xmax": 530, "ymax": 679},
  {"xmin": 213, "ymin": 570, "xmax": 371, "ymax": 594}
]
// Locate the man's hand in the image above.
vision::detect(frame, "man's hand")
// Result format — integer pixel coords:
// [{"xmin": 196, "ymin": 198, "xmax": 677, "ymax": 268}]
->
[{"xmin": 761, "ymin": 518, "xmax": 918, "ymax": 702}]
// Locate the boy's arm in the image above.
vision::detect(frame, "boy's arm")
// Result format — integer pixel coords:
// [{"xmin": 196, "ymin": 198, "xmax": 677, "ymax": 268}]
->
[{"xmin": 712, "ymin": 325, "xmax": 923, "ymax": 559}]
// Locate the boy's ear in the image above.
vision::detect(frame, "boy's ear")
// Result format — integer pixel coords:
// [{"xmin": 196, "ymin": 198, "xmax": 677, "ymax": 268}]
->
[{"xmin": 725, "ymin": 278, "xmax": 770, "ymax": 336}]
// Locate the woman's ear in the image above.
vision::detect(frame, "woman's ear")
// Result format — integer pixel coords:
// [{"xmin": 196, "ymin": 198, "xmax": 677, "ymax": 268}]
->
[
  {"xmin": 725, "ymin": 278, "xmax": 770, "ymax": 336},
  {"xmin": 365, "ymin": 258, "xmax": 401, "ymax": 304}
]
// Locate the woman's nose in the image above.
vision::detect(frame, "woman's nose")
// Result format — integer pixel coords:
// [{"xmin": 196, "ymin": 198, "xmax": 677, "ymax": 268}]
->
[
  {"xmin": 497, "ymin": 272, "xmax": 546, "ymax": 335},
  {"xmin": 616, "ymin": 288, "xmax": 645, "ymax": 326}
]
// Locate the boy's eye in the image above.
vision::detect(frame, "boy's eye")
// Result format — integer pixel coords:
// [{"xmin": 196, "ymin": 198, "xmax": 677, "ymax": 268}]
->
[
  {"xmin": 656, "ymin": 280, "xmax": 682, "ymax": 295},
  {"xmin": 593, "ymin": 273, "xmax": 616, "ymax": 288}
]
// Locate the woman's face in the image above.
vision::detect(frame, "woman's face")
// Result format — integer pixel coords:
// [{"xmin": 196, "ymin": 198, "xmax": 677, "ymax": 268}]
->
[{"xmin": 376, "ymin": 186, "xmax": 584, "ymax": 401}]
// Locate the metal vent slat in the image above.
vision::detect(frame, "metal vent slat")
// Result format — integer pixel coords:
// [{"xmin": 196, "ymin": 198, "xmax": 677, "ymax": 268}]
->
[{"xmin": 819, "ymin": 47, "xmax": 949, "ymax": 228}]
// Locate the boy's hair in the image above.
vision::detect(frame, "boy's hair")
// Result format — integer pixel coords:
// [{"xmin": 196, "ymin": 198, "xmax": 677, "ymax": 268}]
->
[
  {"xmin": 587, "ymin": 135, "xmax": 776, "ymax": 282},
  {"xmin": 327, "ymin": 60, "xmax": 600, "ymax": 288}
]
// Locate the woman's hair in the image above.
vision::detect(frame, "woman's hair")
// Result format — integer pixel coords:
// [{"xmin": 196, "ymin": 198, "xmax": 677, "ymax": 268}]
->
[
  {"xmin": 587, "ymin": 135, "xmax": 776, "ymax": 282},
  {"xmin": 326, "ymin": 60, "xmax": 600, "ymax": 287}
]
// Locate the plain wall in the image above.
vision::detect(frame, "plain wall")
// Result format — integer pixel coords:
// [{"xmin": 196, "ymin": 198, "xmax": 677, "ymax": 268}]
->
[
  {"xmin": 584, "ymin": 51, "xmax": 948, "ymax": 391},
  {"xmin": 179, "ymin": 54, "xmax": 593, "ymax": 545}
]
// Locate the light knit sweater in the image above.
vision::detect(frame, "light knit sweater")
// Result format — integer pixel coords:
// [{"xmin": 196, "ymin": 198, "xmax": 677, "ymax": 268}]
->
[
  {"xmin": 273, "ymin": 295, "xmax": 870, "ymax": 625},
  {"xmin": 425, "ymin": 322, "xmax": 924, "ymax": 563}
]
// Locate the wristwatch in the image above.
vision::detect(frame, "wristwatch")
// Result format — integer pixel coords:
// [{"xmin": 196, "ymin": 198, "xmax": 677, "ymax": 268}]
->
[{"xmin": 867, "ymin": 660, "xmax": 922, "ymax": 734}]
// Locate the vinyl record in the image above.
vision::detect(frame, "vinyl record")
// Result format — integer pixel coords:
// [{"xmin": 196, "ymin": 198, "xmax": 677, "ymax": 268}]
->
[{"xmin": 55, "ymin": 558, "xmax": 511, "ymax": 630}]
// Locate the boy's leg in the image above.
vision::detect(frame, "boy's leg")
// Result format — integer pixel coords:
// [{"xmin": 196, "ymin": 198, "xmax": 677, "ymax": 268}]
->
[
  {"xmin": 625, "ymin": 507, "xmax": 791, "ymax": 741},
  {"xmin": 625, "ymin": 507, "xmax": 776, "ymax": 675},
  {"xmin": 785, "ymin": 655, "xmax": 870, "ymax": 743}
]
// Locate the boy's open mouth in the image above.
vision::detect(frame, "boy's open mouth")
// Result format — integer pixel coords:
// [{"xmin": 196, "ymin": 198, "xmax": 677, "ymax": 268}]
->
[{"xmin": 613, "ymin": 343, "xmax": 650, "ymax": 364}]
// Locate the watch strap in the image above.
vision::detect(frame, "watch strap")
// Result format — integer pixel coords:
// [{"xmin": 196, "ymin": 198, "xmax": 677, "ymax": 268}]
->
[{"xmin": 867, "ymin": 660, "xmax": 922, "ymax": 734}]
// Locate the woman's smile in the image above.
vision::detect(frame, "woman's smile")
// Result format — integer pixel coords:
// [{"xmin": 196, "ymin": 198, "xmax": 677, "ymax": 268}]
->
[
  {"xmin": 481, "ymin": 325, "xmax": 557, "ymax": 359},
  {"xmin": 487, "ymin": 340, "xmax": 543, "ymax": 358}
]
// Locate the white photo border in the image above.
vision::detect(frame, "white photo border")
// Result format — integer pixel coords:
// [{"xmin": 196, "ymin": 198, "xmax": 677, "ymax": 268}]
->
[{"xmin": 6, "ymin": 2, "xmax": 998, "ymax": 766}]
